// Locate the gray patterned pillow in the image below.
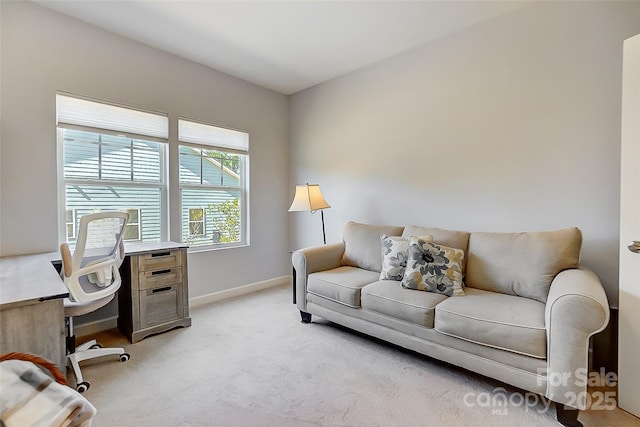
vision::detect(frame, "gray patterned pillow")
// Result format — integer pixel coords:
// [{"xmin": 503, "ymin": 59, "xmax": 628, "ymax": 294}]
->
[
  {"xmin": 380, "ymin": 234, "xmax": 432, "ymax": 281},
  {"xmin": 401, "ymin": 237, "xmax": 465, "ymax": 296}
]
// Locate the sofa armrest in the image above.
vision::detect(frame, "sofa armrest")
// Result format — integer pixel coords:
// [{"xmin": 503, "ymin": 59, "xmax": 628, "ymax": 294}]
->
[
  {"xmin": 292, "ymin": 242, "xmax": 345, "ymax": 311},
  {"xmin": 544, "ymin": 268, "xmax": 610, "ymax": 409}
]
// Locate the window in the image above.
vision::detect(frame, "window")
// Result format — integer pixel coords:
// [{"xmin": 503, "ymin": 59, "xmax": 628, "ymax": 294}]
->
[
  {"xmin": 57, "ymin": 95, "xmax": 248, "ymax": 252},
  {"xmin": 57, "ymin": 94, "xmax": 168, "ymax": 247},
  {"xmin": 66, "ymin": 209, "xmax": 76, "ymax": 239},
  {"xmin": 179, "ymin": 119, "xmax": 248, "ymax": 248},
  {"xmin": 188, "ymin": 208, "xmax": 205, "ymax": 236},
  {"xmin": 122, "ymin": 208, "xmax": 142, "ymax": 241}
]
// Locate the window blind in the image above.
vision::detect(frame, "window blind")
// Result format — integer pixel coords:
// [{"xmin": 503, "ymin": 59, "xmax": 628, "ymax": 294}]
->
[
  {"xmin": 56, "ymin": 93, "xmax": 168, "ymax": 140},
  {"xmin": 178, "ymin": 119, "xmax": 249, "ymax": 153}
]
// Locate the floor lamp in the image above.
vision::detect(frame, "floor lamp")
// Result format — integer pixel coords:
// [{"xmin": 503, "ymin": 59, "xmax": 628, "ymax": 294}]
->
[{"xmin": 288, "ymin": 183, "xmax": 331, "ymax": 244}]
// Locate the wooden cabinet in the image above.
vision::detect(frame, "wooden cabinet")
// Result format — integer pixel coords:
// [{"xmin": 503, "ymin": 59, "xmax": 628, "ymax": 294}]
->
[{"xmin": 118, "ymin": 244, "xmax": 191, "ymax": 343}]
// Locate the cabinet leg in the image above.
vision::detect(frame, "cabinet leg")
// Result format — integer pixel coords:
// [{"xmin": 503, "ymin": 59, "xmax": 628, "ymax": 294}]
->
[
  {"xmin": 300, "ymin": 311, "xmax": 311, "ymax": 323},
  {"xmin": 556, "ymin": 403, "xmax": 582, "ymax": 427}
]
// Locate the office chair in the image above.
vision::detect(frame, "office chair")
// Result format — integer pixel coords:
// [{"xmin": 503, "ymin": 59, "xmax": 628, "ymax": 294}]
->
[{"xmin": 60, "ymin": 211, "xmax": 131, "ymax": 393}]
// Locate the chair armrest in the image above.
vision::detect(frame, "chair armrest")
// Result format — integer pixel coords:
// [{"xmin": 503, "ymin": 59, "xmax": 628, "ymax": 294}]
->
[
  {"xmin": 66, "ymin": 258, "xmax": 122, "ymax": 303},
  {"xmin": 292, "ymin": 242, "xmax": 345, "ymax": 311},
  {"xmin": 60, "ymin": 243, "xmax": 72, "ymax": 278},
  {"xmin": 544, "ymin": 268, "xmax": 610, "ymax": 409}
]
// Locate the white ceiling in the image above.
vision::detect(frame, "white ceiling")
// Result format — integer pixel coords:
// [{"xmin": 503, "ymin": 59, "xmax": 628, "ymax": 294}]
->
[{"xmin": 34, "ymin": 1, "xmax": 534, "ymax": 95}]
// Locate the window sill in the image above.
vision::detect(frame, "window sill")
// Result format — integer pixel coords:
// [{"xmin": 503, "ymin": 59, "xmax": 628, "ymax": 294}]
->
[{"xmin": 187, "ymin": 242, "xmax": 249, "ymax": 254}]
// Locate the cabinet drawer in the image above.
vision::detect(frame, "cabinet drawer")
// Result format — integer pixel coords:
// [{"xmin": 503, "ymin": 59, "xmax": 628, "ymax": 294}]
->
[
  {"xmin": 138, "ymin": 250, "xmax": 181, "ymax": 272},
  {"xmin": 139, "ymin": 284, "xmax": 184, "ymax": 329},
  {"xmin": 139, "ymin": 267, "xmax": 182, "ymax": 290}
]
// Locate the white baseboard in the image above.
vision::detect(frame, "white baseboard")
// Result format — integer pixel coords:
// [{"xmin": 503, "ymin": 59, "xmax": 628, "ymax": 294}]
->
[
  {"xmin": 76, "ymin": 316, "xmax": 118, "ymax": 338},
  {"xmin": 189, "ymin": 275, "xmax": 291, "ymax": 308},
  {"xmin": 75, "ymin": 276, "xmax": 291, "ymax": 337}
]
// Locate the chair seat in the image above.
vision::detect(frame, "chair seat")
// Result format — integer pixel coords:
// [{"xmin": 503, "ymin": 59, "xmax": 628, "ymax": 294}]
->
[{"xmin": 64, "ymin": 294, "xmax": 115, "ymax": 318}]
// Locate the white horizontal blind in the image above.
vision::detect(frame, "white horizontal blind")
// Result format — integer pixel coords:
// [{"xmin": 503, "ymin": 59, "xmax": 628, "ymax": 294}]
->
[
  {"xmin": 57, "ymin": 93, "xmax": 168, "ymax": 140},
  {"xmin": 178, "ymin": 119, "xmax": 248, "ymax": 152}
]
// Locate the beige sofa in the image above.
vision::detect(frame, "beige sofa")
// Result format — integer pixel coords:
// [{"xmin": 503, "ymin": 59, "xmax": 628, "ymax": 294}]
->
[{"xmin": 292, "ymin": 221, "xmax": 609, "ymax": 427}]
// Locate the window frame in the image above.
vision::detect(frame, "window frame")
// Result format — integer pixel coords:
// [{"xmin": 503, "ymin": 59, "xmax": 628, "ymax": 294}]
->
[
  {"xmin": 188, "ymin": 207, "xmax": 206, "ymax": 237},
  {"xmin": 55, "ymin": 94, "xmax": 251, "ymax": 252},
  {"xmin": 56, "ymin": 96, "xmax": 169, "ymax": 247},
  {"xmin": 121, "ymin": 207, "xmax": 142, "ymax": 241},
  {"xmin": 65, "ymin": 209, "xmax": 77, "ymax": 240},
  {"xmin": 178, "ymin": 118, "xmax": 249, "ymax": 251},
  {"xmin": 57, "ymin": 127, "xmax": 169, "ymax": 246}
]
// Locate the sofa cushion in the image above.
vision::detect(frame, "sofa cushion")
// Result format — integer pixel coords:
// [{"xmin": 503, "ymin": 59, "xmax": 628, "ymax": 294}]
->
[
  {"xmin": 361, "ymin": 280, "xmax": 448, "ymax": 328},
  {"xmin": 401, "ymin": 238, "xmax": 465, "ymax": 297},
  {"xmin": 342, "ymin": 221, "xmax": 404, "ymax": 272},
  {"xmin": 434, "ymin": 288, "xmax": 546, "ymax": 359},
  {"xmin": 402, "ymin": 225, "xmax": 470, "ymax": 274},
  {"xmin": 379, "ymin": 234, "xmax": 433, "ymax": 281},
  {"xmin": 308, "ymin": 266, "xmax": 380, "ymax": 308},
  {"xmin": 465, "ymin": 228, "xmax": 581, "ymax": 303}
]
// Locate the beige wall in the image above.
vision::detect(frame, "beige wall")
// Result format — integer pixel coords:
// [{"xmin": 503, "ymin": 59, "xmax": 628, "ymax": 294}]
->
[
  {"xmin": 0, "ymin": 2, "xmax": 290, "ymax": 299},
  {"xmin": 2, "ymin": 1, "xmax": 639, "ymax": 310},
  {"xmin": 289, "ymin": 1, "xmax": 640, "ymax": 307}
]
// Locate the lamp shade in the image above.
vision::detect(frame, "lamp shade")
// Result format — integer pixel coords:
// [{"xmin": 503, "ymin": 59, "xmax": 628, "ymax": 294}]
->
[{"xmin": 288, "ymin": 184, "xmax": 331, "ymax": 212}]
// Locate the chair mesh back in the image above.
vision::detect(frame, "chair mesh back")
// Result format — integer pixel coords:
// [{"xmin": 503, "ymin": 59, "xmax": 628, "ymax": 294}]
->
[
  {"xmin": 63, "ymin": 212, "xmax": 129, "ymax": 303},
  {"xmin": 82, "ymin": 216, "xmax": 126, "ymax": 257}
]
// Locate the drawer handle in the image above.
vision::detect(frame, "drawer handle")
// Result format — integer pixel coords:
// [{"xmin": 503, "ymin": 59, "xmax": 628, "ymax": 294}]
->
[
  {"xmin": 151, "ymin": 252, "xmax": 171, "ymax": 258},
  {"xmin": 152, "ymin": 286, "xmax": 172, "ymax": 294},
  {"xmin": 151, "ymin": 269, "xmax": 172, "ymax": 276}
]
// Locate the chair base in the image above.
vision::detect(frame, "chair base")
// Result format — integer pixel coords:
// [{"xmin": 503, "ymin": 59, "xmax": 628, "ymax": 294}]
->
[{"xmin": 67, "ymin": 339, "xmax": 129, "ymax": 392}]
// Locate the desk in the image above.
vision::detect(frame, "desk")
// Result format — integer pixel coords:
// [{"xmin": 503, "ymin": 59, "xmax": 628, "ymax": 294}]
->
[
  {"xmin": 1, "ymin": 242, "xmax": 191, "ymax": 370},
  {"xmin": 0, "ymin": 253, "xmax": 69, "ymax": 369},
  {"xmin": 51, "ymin": 241, "xmax": 192, "ymax": 343}
]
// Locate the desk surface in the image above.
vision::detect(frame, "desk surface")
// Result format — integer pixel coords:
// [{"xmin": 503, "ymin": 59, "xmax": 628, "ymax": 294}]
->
[
  {"xmin": 1, "ymin": 241, "xmax": 188, "ymax": 308},
  {"xmin": 122, "ymin": 241, "xmax": 188, "ymax": 256},
  {"xmin": 0, "ymin": 253, "xmax": 68, "ymax": 308}
]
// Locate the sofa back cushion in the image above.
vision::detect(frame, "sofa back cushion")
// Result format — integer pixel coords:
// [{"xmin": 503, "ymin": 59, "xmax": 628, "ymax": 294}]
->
[
  {"xmin": 402, "ymin": 225, "xmax": 471, "ymax": 274},
  {"xmin": 465, "ymin": 228, "xmax": 582, "ymax": 303},
  {"xmin": 342, "ymin": 221, "xmax": 404, "ymax": 272}
]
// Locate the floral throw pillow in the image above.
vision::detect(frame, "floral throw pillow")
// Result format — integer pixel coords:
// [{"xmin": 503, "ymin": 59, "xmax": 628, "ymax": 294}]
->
[
  {"xmin": 401, "ymin": 237, "xmax": 465, "ymax": 296},
  {"xmin": 380, "ymin": 234, "xmax": 432, "ymax": 281}
]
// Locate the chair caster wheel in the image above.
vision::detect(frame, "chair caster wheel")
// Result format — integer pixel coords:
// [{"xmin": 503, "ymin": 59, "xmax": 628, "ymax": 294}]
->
[
  {"xmin": 89, "ymin": 343, "xmax": 102, "ymax": 349},
  {"xmin": 76, "ymin": 381, "xmax": 90, "ymax": 393},
  {"xmin": 119, "ymin": 353, "xmax": 130, "ymax": 362}
]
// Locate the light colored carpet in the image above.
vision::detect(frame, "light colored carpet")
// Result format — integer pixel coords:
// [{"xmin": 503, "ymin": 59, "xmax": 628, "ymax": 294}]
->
[{"xmin": 75, "ymin": 285, "xmax": 638, "ymax": 427}]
